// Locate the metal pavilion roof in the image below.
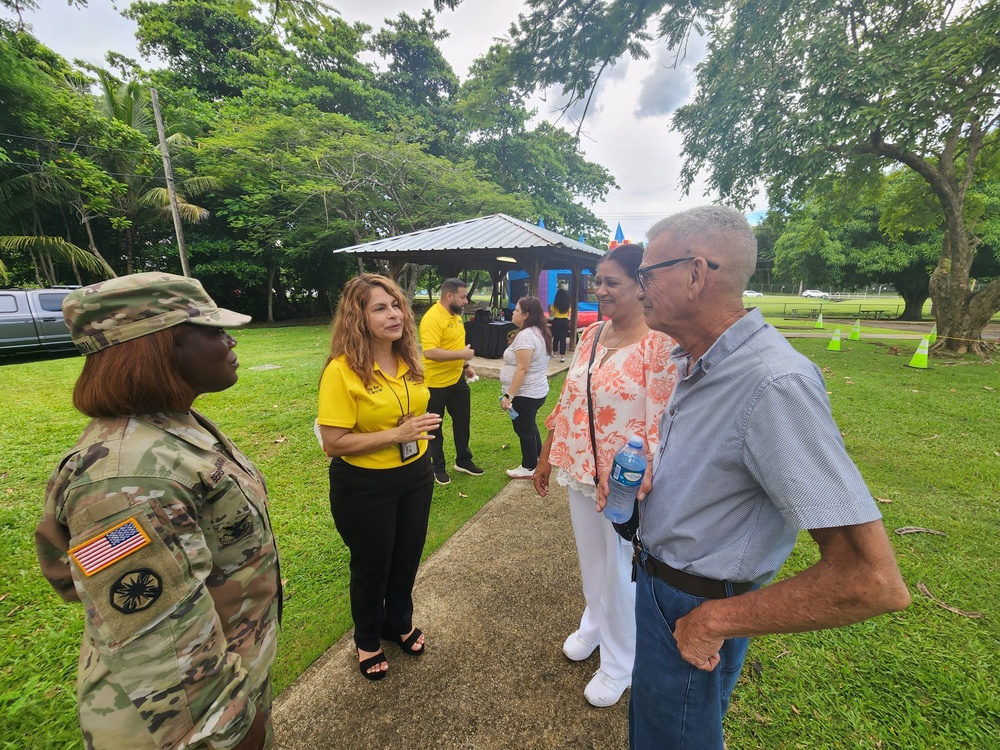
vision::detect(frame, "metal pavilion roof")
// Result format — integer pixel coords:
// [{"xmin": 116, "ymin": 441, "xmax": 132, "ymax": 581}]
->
[{"xmin": 331, "ymin": 213, "xmax": 606, "ymax": 274}]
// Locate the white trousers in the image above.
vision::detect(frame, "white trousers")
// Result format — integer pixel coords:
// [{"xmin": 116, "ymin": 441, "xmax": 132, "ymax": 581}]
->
[{"xmin": 567, "ymin": 486, "xmax": 636, "ymax": 681}]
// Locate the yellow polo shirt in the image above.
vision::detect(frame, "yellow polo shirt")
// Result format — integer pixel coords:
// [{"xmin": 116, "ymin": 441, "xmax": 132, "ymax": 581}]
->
[
  {"xmin": 318, "ymin": 356, "xmax": 430, "ymax": 469},
  {"xmin": 419, "ymin": 302, "xmax": 467, "ymax": 388},
  {"xmin": 550, "ymin": 305, "xmax": 570, "ymax": 320}
]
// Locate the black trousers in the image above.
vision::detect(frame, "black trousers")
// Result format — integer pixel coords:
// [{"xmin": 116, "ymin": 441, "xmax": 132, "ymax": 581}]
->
[
  {"xmin": 426, "ymin": 374, "xmax": 473, "ymax": 470},
  {"xmin": 328, "ymin": 455, "xmax": 433, "ymax": 652},
  {"xmin": 550, "ymin": 318, "xmax": 569, "ymax": 355},
  {"xmin": 511, "ymin": 395, "xmax": 546, "ymax": 469}
]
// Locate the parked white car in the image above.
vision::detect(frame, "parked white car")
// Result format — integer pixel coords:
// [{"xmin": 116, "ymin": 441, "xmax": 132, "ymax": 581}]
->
[
  {"xmin": 801, "ymin": 289, "xmax": 830, "ymax": 299},
  {"xmin": 742, "ymin": 290, "xmax": 763, "ymax": 297}
]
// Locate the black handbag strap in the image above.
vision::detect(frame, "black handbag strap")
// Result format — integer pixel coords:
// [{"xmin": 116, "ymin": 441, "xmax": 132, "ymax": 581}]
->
[{"xmin": 586, "ymin": 321, "xmax": 607, "ymax": 485}]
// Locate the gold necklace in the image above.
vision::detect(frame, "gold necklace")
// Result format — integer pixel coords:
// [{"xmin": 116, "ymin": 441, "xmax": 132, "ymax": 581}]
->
[{"xmin": 601, "ymin": 315, "xmax": 643, "ymax": 350}]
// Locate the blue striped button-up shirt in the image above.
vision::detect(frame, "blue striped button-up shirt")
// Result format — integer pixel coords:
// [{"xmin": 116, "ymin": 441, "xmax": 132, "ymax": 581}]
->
[{"xmin": 641, "ymin": 309, "xmax": 881, "ymax": 585}]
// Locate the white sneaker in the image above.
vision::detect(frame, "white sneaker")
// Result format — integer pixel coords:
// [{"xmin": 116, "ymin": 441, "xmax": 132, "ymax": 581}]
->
[
  {"xmin": 584, "ymin": 669, "xmax": 631, "ymax": 707},
  {"xmin": 562, "ymin": 630, "xmax": 599, "ymax": 661},
  {"xmin": 505, "ymin": 466, "xmax": 534, "ymax": 479}
]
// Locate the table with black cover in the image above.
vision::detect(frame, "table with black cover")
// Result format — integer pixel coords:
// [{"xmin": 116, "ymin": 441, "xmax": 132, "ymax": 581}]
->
[{"xmin": 464, "ymin": 320, "xmax": 517, "ymax": 359}]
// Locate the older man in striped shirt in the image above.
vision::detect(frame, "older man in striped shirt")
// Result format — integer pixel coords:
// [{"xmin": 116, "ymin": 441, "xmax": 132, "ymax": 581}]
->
[{"xmin": 622, "ymin": 206, "xmax": 910, "ymax": 750}]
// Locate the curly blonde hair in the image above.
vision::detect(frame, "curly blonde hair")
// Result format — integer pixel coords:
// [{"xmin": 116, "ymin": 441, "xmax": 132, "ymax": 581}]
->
[{"xmin": 324, "ymin": 274, "xmax": 423, "ymax": 386}]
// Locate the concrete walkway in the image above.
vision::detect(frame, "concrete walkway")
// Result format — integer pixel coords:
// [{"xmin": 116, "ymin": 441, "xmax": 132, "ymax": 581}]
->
[{"xmin": 272, "ymin": 479, "xmax": 628, "ymax": 750}]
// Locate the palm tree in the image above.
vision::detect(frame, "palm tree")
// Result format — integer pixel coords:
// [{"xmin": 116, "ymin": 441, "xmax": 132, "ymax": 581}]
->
[
  {"xmin": 91, "ymin": 70, "xmax": 218, "ymax": 274},
  {"xmin": 0, "ymin": 172, "xmax": 112, "ymax": 284}
]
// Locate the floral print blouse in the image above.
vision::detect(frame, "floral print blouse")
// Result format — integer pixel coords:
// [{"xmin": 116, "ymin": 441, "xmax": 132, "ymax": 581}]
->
[{"xmin": 545, "ymin": 321, "xmax": 678, "ymax": 498}]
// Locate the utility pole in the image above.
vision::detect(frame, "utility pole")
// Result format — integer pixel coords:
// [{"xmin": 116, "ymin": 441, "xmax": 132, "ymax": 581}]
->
[{"xmin": 150, "ymin": 88, "xmax": 191, "ymax": 277}]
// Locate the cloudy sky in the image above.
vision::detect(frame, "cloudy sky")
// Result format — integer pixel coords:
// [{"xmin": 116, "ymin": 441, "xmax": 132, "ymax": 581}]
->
[{"xmin": 7, "ymin": 0, "xmax": 759, "ymax": 241}]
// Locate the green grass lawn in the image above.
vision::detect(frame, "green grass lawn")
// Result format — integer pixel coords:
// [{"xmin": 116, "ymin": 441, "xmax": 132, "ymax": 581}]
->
[
  {"xmin": 726, "ymin": 337, "xmax": 1000, "ymax": 749},
  {"xmin": 1, "ymin": 327, "xmax": 997, "ymax": 749}
]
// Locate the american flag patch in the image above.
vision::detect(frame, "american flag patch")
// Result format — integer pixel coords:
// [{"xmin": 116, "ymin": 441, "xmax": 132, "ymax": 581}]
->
[{"xmin": 69, "ymin": 518, "xmax": 151, "ymax": 577}]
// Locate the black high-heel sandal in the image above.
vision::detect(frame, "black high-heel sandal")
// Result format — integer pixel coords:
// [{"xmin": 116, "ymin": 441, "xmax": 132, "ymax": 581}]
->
[
  {"xmin": 358, "ymin": 651, "xmax": 388, "ymax": 680},
  {"xmin": 383, "ymin": 626, "xmax": 425, "ymax": 656}
]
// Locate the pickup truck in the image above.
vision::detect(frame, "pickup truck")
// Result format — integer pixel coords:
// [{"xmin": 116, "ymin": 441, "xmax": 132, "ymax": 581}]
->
[{"xmin": 0, "ymin": 287, "xmax": 78, "ymax": 353}]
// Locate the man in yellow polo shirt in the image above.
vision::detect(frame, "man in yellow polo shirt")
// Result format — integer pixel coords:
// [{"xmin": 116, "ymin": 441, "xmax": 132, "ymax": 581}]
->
[{"xmin": 420, "ymin": 278, "xmax": 483, "ymax": 485}]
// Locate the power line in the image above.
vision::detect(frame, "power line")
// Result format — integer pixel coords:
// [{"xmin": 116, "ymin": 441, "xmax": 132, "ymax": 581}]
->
[
  {"xmin": 0, "ymin": 131, "xmax": 156, "ymax": 158},
  {"xmin": 5, "ymin": 161, "xmax": 165, "ymax": 181}
]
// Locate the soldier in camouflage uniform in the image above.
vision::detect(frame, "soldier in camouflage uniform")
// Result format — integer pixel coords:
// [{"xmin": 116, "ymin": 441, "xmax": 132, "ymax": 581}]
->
[{"xmin": 35, "ymin": 273, "xmax": 281, "ymax": 750}]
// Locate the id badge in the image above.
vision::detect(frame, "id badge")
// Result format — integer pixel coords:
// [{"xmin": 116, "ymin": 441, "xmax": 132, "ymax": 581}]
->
[{"xmin": 397, "ymin": 413, "xmax": 419, "ymax": 462}]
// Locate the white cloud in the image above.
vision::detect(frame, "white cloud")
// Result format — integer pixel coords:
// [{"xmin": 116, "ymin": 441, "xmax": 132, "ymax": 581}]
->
[
  {"xmin": 635, "ymin": 35, "xmax": 707, "ymax": 119},
  {"xmin": 3, "ymin": 0, "xmax": 141, "ymax": 66}
]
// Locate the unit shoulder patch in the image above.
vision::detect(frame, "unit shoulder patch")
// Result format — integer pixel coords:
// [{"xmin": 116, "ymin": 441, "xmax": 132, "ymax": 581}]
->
[{"xmin": 110, "ymin": 568, "xmax": 162, "ymax": 613}]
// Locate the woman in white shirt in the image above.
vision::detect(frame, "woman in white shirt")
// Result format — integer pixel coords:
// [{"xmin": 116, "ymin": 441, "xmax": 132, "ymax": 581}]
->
[{"xmin": 499, "ymin": 296, "xmax": 552, "ymax": 478}]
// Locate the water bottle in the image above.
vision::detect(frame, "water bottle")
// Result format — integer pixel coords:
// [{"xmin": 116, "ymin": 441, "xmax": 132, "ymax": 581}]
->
[
  {"xmin": 603, "ymin": 435, "xmax": 646, "ymax": 523},
  {"xmin": 500, "ymin": 395, "xmax": 518, "ymax": 420}
]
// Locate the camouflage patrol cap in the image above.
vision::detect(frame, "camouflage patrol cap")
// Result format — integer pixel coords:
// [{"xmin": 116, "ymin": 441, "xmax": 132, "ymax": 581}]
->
[{"xmin": 63, "ymin": 272, "xmax": 251, "ymax": 355}]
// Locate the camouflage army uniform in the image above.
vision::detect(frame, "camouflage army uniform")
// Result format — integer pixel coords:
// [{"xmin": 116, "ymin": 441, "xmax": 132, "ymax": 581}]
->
[{"xmin": 36, "ymin": 410, "xmax": 280, "ymax": 749}]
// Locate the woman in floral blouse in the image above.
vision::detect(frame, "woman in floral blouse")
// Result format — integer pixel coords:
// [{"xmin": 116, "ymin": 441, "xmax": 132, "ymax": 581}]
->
[{"xmin": 533, "ymin": 244, "xmax": 678, "ymax": 708}]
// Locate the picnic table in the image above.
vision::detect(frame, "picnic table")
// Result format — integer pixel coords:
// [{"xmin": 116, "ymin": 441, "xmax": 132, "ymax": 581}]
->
[{"xmin": 785, "ymin": 308, "xmax": 822, "ymax": 320}]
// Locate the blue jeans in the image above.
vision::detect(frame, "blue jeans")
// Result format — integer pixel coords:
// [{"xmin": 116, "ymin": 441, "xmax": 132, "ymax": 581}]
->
[{"xmin": 629, "ymin": 562, "xmax": 754, "ymax": 750}]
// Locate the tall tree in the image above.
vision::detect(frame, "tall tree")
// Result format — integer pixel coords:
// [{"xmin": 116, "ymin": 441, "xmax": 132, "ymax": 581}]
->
[
  {"xmin": 125, "ymin": 0, "xmax": 280, "ymax": 101},
  {"xmin": 87, "ymin": 69, "xmax": 216, "ymax": 274},
  {"xmin": 772, "ymin": 214, "xmax": 846, "ymax": 293},
  {"xmin": 772, "ymin": 194, "xmax": 940, "ymax": 319},
  {"xmin": 455, "ymin": 43, "xmax": 616, "ymax": 238},
  {"xmin": 282, "ymin": 16, "xmax": 387, "ymax": 122},
  {"xmin": 370, "ymin": 10, "xmax": 461, "ymax": 157},
  {"xmin": 441, "ymin": 0, "xmax": 1000, "ymax": 355},
  {"xmin": 0, "ymin": 30, "xmax": 113, "ymax": 283},
  {"xmin": 672, "ymin": 1, "xmax": 1000, "ymax": 354},
  {"xmin": 193, "ymin": 107, "xmax": 531, "ymax": 320}
]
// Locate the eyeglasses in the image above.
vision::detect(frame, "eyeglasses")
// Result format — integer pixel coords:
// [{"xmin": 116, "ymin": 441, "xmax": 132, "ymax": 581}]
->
[{"xmin": 635, "ymin": 257, "xmax": 720, "ymax": 291}]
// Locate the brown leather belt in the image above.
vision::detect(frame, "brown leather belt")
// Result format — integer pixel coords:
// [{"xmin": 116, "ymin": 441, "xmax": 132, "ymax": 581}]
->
[{"xmin": 633, "ymin": 540, "xmax": 753, "ymax": 600}]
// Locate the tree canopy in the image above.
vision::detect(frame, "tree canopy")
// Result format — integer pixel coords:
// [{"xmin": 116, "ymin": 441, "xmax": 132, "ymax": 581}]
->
[
  {"xmin": 440, "ymin": 0, "xmax": 1000, "ymax": 354},
  {"xmin": 0, "ymin": 0, "xmax": 615, "ymax": 319}
]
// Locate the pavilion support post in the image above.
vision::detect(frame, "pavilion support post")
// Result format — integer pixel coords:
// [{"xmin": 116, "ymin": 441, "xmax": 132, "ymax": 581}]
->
[
  {"xmin": 491, "ymin": 270, "xmax": 503, "ymax": 311},
  {"xmin": 569, "ymin": 266, "xmax": 582, "ymax": 350},
  {"xmin": 525, "ymin": 257, "xmax": 543, "ymax": 298}
]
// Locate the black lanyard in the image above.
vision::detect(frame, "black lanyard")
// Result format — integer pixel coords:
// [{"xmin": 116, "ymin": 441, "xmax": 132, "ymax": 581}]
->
[{"xmin": 378, "ymin": 370, "xmax": 411, "ymax": 419}]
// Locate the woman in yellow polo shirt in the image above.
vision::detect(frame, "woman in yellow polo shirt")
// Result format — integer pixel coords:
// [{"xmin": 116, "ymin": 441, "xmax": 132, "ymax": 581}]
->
[
  {"xmin": 317, "ymin": 274, "xmax": 441, "ymax": 681},
  {"xmin": 550, "ymin": 286, "xmax": 572, "ymax": 362}
]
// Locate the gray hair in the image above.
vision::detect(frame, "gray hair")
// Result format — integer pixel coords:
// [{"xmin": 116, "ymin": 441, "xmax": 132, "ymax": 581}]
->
[{"xmin": 647, "ymin": 206, "xmax": 757, "ymax": 286}]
